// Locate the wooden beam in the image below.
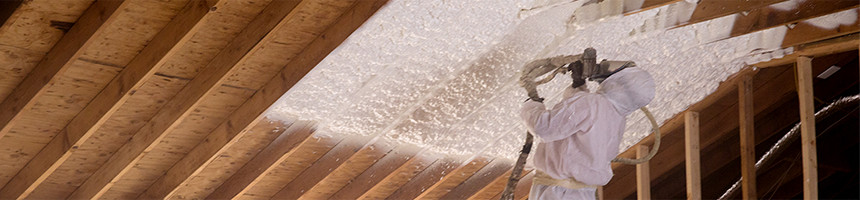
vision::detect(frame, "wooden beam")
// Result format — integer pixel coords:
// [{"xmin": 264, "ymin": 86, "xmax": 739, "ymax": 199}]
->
[
  {"xmin": 637, "ymin": 145, "xmax": 651, "ymax": 200},
  {"xmin": 469, "ymin": 168, "xmax": 532, "ymax": 200},
  {"xmin": 328, "ymin": 147, "xmax": 422, "ymax": 199},
  {"xmin": 682, "ymin": 0, "xmax": 784, "ymax": 27},
  {"xmin": 796, "ymin": 56, "xmax": 818, "ymax": 200},
  {"xmin": 204, "ymin": 121, "xmax": 314, "ymax": 199},
  {"xmin": 685, "ymin": 111, "xmax": 701, "ymax": 200},
  {"xmin": 360, "ymin": 153, "xmax": 438, "ymax": 199},
  {"xmin": 441, "ymin": 159, "xmax": 512, "ymax": 199},
  {"xmin": 0, "ymin": 1, "xmax": 215, "ymax": 198},
  {"xmin": 386, "ymin": 158, "xmax": 468, "ymax": 199},
  {"xmin": 755, "ymin": 32, "xmax": 859, "ymax": 68},
  {"xmin": 739, "ymin": 74, "xmax": 757, "ymax": 199},
  {"xmin": 783, "ymin": 8, "xmax": 860, "ymax": 48},
  {"xmin": 138, "ymin": 1, "xmax": 388, "ymax": 198},
  {"xmin": 0, "ymin": 0, "xmax": 123, "ymax": 147},
  {"xmin": 65, "ymin": 0, "xmax": 297, "ymax": 198},
  {"xmin": 491, "ymin": 171, "xmax": 535, "ymax": 200},
  {"xmin": 729, "ymin": 0, "xmax": 858, "ymax": 39}
]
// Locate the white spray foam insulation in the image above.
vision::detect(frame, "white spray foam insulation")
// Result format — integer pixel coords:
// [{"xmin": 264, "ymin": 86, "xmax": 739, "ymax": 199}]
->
[{"xmin": 267, "ymin": 0, "xmax": 853, "ymax": 159}]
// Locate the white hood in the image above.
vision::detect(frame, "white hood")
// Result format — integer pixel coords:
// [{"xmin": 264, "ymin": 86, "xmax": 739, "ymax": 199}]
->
[{"xmin": 597, "ymin": 67, "xmax": 656, "ymax": 116}]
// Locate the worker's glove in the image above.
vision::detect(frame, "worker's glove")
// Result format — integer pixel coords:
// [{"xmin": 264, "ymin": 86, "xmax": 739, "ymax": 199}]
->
[{"xmin": 568, "ymin": 60, "xmax": 586, "ymax": 88}]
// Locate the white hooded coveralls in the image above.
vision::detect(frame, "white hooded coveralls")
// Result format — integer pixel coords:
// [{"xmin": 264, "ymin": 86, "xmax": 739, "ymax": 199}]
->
[{"xmin": 520, "ymin": 67, "xmax": 655, "ymax": 200}]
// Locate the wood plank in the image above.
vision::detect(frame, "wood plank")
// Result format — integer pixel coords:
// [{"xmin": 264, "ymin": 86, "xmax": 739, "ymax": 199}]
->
[
  {"xmin": 358, "ymin": 153, "xmax": 438, "ymax": 199},
  {"xmin": 328, "ymin": 146, "xmax": 421, "ymax": 199},
  {"xmin": 782, "ymin": 8, "xmax": 860, "ymax": 48},
  {"xmin": 637, "ymin": 145, "xmax": 651, "ymax": 200},
  {"xmin": 796, "ymin": 56, "xmax": 818, "ymax": 200},
  {"xmin": 0, "ymin": 0, "xmax": 123, "ymax": 149},
  {"xmin": 0, "ymin": 1, "xmax": 215, "ymax": 198},
  {"xmin": 386, "ymin": 158, "xmax": 466, "ymax": 199},
  {"xmin": 739, "ymin": 74, "xmax": 757, "ymax": 199},
  {"xmin": 268, "ymin": 137, "xmax": 368, "ymax": 199},
  {"xmin": 204, "ymin": 121, "xmax": 314, "ymax": 199},
  {"xmin": 729, "ymin": 0, "xmax": 858, "ymax": 39},
  {"xmin": 683, "ymin": 0, "xmax": 784, "ymax": 27},
  {"xmin": 755, "ymin": 33, "xmax": 859, "ymax": 68},
  {"xmin": 685, "ymin": 111, "xmax": 701, "ymax": 200},
  {"xmin": 442, "ymin": 159, "xmax": 513, "ymax": 199},
  {"xmin": 64, "ymin": 0, "xmax": 297, "ymax": 198},
  {"xmin": 139, "ymin": 0, "xmax": 387, "ymax": 198},
  {"xmin": 491, "ymin": 171, "xmax": 535, "ymax": 200},
  {"xmin": 469, "ymin": 168, "xmax": 532, "ymax": 200},
  {"xmin": 239, "ymin": 134, "xmax": 343, "ymax": 199}
]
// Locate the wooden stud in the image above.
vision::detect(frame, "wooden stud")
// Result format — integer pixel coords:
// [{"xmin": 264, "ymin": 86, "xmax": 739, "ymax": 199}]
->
[
  {"xmin": 441, "ymin": 159, "xmax": 512, "ymax": 199},
  {"xmin": 739, "ymin": 74, "xmax": 757, "ymax": 199},
  {"xmin": 0, "ymin": 0, "xmax": 123, "ymax": 148},
  {"xmin": 755, "ymin": 33, "xmax": 859, "ymax": 69},
  {"xmin": 682, "ymin": 0, "xmax": 783, "ymax": 27},
  {"xmin": 204, "ymin": 121, "xmax": 314, "ymax": 199},
  {"xmin": 782, "ymin": 8, "xmax": 860, "ymax": 48},
  {"xmin": 685, "ymin": 111, "xmax": 701, "ymax": 200},
  {"xmin": 796, "ymin": 56, "xmax": 818, "ymax": 200},
  {"xmin": 386, "ymin": 158, "xmax": 467, "ymax": 199},
  {"xmin": 359, "ymin": 154, "xmax": 438, "ymax": 199},
  {"xmin": 65, "ymin": 0, "xmax": 298, "ymax": 198},
  {"xmin": 0, "ymin": 1, "xmax": 215, "ymax": 198},
  {"xmin": 637, "ymin": 145, "xmax": 650, "ymax": 200}
]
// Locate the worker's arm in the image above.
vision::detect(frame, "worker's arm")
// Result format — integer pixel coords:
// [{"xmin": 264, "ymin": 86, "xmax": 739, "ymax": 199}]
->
[{"xmin": 520, "ymin": 91, "xmax": 593, "ymax": 142}]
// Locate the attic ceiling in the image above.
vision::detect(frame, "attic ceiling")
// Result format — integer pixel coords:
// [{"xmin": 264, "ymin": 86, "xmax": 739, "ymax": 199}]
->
[{"xmin": 0, "ymin": 0, "xmax": 856, "ymax": 199}]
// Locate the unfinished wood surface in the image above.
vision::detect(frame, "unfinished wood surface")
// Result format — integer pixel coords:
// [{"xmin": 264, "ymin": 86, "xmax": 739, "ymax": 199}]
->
[
  {"xmin": 328, "ymin": 146, "xmax": 422, "ymax": 199},
  {"xmin": 386, "ymin": 158, "xmax": 467, "ymax": 199},
  {"xmin": 491, "ymin": 171, "xmax": 534, "ymax": 200},
  {"xmin": 637, "ymin": 145, "xmax": 651, "ymax": 200},
  {"xmin": 301, "ymin": 141, "xmax": 413, "ymax": 199},
  {"xmin": 796, "ymin": 56, "xmax": 818, "ymax": 200},
  {"xmin": 442, "ymin": 158, "xmax": 513, "ymax": 199},
  {"xmin": 730, "ymin": 0, "xmax": 858, "ymax": 39},
  {"xmin": 0, "ymin": 0, "xmax": 123, "ymax": 151},
  {"xmin": 755, "ymin": 33, "xmax": 859, "ymax": 68},
  {"xmin": 416, "ymin": 156, "xmax": 492, "ymax": 199},
  {"xmin": 165, "ymin": 118, "xmax": 292, "ymax": 199},
  {"xmin": 739, "ymin": 74, "xmax": 757, "ymax": 199},
  {"xmin": 359, "ymin": 153, "xmax": 440, "ymax": 199},
  {"xmin": 0, "ymin": 1, "xmax": 214, "ymax": 198},
  {"xmin": 685, "ymin": 111, "xmax": 701, "ymax": 200},
  {"xmin": 141, "ymin": 0, "xmax": 385, "ymax": 198},
  {"xmin": 469, "ymin": 168, "xmax": 532, "ymax": 200},
  {"xmin": 203, "ymin": 121, "xmax": 313, "ymax": 199},
  {"xmin": 682, "ymin": 0, "xmax": 784, "ymax": 27},
  {"xmin": 782, "ymin": 8, "xmax": 860, "ymax": 48},
  {"xmin": 269, "ymin": 136, "xmax": 376, "ymax": 199},
  {"xmin": 240, "ymin": 134, "xmax": 343, "ymax": 199},
  {"xmin": 0, "ymin": 0, "xmax": 93, "ymax": 101},
  {"xmin": 63, "ymin": 0, "xmax": 294, "ymax": 197}
]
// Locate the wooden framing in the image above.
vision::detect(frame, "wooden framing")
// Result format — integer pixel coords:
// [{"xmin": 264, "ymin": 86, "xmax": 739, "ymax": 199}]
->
[
  {"xmin": 795, "ymin": 56, "xmax": 818, "ymax": 199},
  {"xmin": 0, "ymin": 0, "xmax": 124, "ymax": 141},
  {"xmin": 0, "ymin": 1, "xmax": 216, "ymax": 198},
  {"xmin": 440, "ymin": 159, "xmax": 512, "ymax": 199},
  {"xmin": 685, "ymin": 111, "xmax": 701, "ymax": 200},
  {"xmin": 204, "ymin": 121, "xmax": 313, "ymax": 199},
  {"xmin": 386, "ymin": 158, "xmax": 466, "ymax": 199},
  {"xmin": 66, "ymin": 1, "xmax": 297, "ymax": 198},
  {"xmin": 683, "ymin": 0, "xmax": 783, "ymax": 27},
  {"xmin": 141, "ymin": 1, "xmax": 387, "ymax": 198},
  {"xmin": 637, "ymin": 145, "xmax": 651, "ymax": 200},
  {"xmin": 739, "ymin": 74, "xmax": 757, "ymax": 199},
  {"xmin": 328, "ymin": 147, "xmax": 423, "ymax": 199},
  {"xmin": 729, "ymin": 0, "xmax": 858, "ymax": 39}
]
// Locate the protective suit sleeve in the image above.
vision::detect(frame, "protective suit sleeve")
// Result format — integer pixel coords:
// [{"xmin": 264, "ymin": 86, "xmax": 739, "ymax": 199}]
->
[{"xmin": 520, "ymin": 95, "xmax": 592, "ymax": 142}]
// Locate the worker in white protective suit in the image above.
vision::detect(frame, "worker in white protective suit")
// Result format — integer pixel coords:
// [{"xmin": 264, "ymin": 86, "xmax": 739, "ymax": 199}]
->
[{"xmin": 520, "ymin": 58, "xmax": 655, "ymax": 199}]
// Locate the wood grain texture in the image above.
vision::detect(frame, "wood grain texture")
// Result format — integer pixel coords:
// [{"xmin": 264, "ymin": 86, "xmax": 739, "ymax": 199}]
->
[
  {"xmin": 685, "ymin": 111, "xmax": 701, "ymax": 200},
  {"xmin": 328, "ymin": 146, "xmax": 422, "ymax": 199},
  {"xmin": 636, "ymin": 145, "xmax": 650, "ymax": 200},
  {"xmin": 442, "ymin": 158, "xmax": 513, "ymax": 200},
  {"xmin": 738, "ymin": 75, "xmax": 757, "ymax": 200},
  {"xmin": 359, "ymin": 153, "xmax": 438, "ymax": 199},
  {"xmin": 0, "ymin": 1, "xmax": 214, "ymax": 198},
  {"xmin": 795, "ymin": 56, "xmax": 818, "ymax": 200}
]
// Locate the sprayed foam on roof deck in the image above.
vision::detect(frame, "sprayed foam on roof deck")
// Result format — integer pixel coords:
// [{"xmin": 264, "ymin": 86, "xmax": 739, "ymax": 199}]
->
[{"xmin": 267, "ymin": 0, "xmax": 853, "ymax": 160}]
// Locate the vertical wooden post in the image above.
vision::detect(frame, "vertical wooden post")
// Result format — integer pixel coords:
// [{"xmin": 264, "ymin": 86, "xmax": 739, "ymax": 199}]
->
[
  {"xmin": 739, "ymin": 75, "xmax": 757, "ymax": 199},
  {"xmin": 636, "ymin": 145, "xmax": 650, "ymax": 200},
  {"xmin": 796, "ymin": 56, "xmax": 818, "ymax": 200},
  {"xmin": 597, "ymin": 186, "xmax": 604, "ymax": 200},
  {"xmin": 685, "ymin": 111, "xmax": 701, "ymax": 200}
]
